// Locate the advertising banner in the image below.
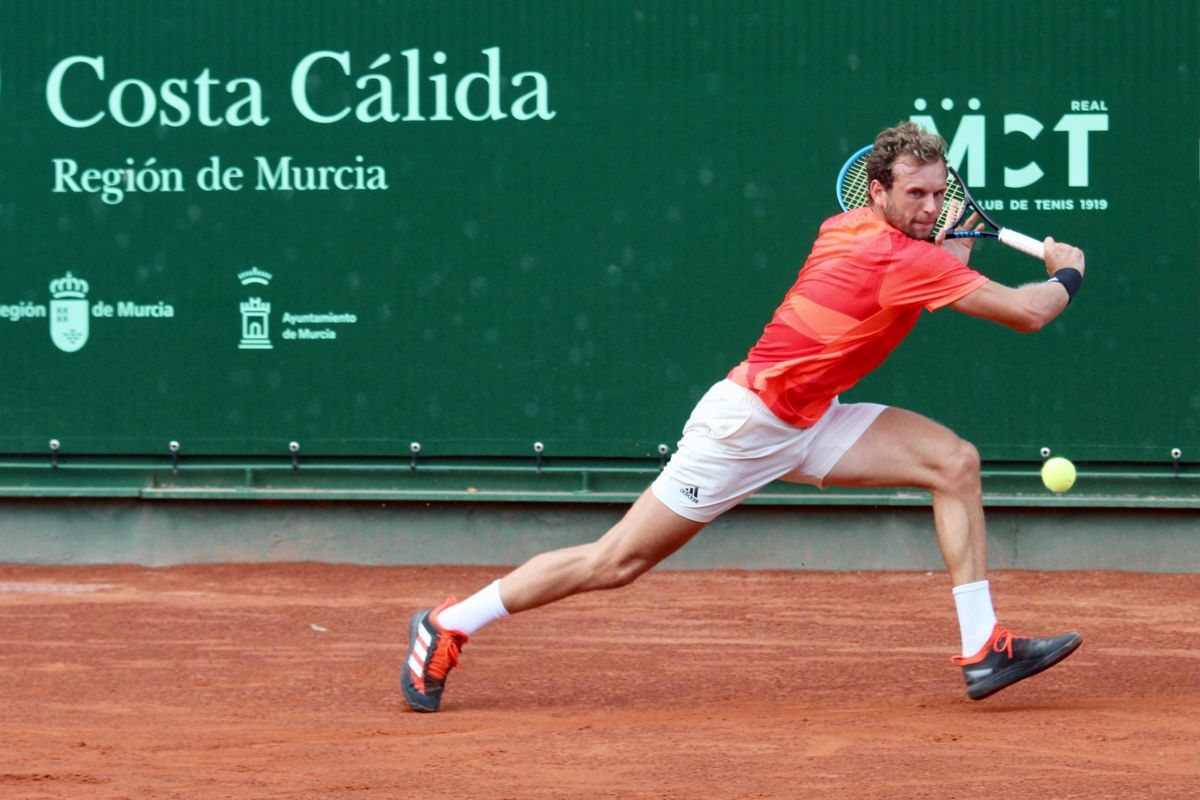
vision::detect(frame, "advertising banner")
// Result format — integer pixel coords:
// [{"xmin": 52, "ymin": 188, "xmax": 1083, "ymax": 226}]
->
[{"xmin": 0, "ymin": 1, "xmax": 1195, "ymax": 460}]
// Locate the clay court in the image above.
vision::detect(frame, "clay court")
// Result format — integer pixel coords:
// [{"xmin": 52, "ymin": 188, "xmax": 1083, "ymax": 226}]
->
[{"xmin": 1, "ymin": 563, "xmax": 1195, "ymax": 799}]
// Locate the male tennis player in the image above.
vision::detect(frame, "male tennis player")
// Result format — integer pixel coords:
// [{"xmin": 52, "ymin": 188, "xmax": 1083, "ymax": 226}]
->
[{"xmin": 402, "ymin": 121, "xmax": 1087, "ymax": 711}]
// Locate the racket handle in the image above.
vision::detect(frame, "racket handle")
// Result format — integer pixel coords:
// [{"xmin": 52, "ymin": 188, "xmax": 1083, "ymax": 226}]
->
[{"xmin": 998, "ymin": 228, "xmax": 1045, "ymax": 260}]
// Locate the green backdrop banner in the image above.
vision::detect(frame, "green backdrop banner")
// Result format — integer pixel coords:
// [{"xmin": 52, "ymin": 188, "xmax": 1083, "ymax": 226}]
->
[{"xmin": 1, "ymin": 1, "xmax": 1196, "ymax": 460}]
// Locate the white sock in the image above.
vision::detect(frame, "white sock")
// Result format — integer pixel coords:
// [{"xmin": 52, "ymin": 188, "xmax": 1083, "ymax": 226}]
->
[
  {"xmin": 435, "ymin": 580, "xmax": 509, "ymax": 637},
  {"xmin": 952, "ymin": 580, "xmax": 998, "ymax": 657}
]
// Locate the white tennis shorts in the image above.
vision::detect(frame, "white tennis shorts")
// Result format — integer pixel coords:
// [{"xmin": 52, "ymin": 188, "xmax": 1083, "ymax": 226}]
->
[{"xmin": 650, "ymin": 379, "xmax": 887, "ymax": 523}]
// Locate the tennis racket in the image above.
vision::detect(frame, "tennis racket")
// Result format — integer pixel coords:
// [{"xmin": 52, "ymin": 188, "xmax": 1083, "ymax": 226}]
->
[{"xmin": 835, "ymin": 145, "xmax": 1045, "ymax": 260}]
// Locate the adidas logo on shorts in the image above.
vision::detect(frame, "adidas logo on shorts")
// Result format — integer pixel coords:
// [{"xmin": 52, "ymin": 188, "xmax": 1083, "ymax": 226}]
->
[{"xmin": 680, "ymin": 485, "xmax": 700, "ymax": 503}]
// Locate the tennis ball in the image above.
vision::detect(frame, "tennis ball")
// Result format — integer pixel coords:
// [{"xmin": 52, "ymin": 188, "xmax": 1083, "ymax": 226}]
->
[{"xmin": 1041, "ymin": 457, "xmax": 1077, "ymax": 493}]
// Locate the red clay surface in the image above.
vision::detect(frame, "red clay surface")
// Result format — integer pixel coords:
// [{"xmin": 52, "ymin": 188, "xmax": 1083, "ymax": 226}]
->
[{"xmin": 0, "ymin": 564, "xmax": 1196, "ymax": 799}]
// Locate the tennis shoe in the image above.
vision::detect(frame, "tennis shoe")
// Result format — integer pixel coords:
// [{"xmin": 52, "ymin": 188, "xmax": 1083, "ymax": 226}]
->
[
  {"xmin": 952, "ymin": 623, "xmax": 1081, "ymax": 700},
  {"xmin": 401, "ymin": 598, "xmax": 468, "ymax": 713}
]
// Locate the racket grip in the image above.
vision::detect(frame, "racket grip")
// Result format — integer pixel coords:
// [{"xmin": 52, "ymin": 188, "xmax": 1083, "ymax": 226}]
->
[{"xmin": 998, "ymin": 228, "xmax": 1045, "ymax": 260}]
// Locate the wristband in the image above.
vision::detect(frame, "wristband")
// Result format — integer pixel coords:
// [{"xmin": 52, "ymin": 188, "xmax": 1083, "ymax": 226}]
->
[{"xmin": 1048, "ymin": 268, "xmax": 1083, "ymax": 304}]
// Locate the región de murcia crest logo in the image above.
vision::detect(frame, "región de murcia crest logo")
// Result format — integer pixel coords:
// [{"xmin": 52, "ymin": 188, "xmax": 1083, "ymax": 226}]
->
[{"xmin": 49, "ymin": 272, "xmax": 89, "ymax": 352}]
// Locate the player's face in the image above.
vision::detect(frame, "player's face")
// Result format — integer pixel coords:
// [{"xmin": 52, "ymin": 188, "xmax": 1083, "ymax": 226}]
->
[{"xmin": 870, "ymin": 155, "xmax": 947, "ymax": 240}]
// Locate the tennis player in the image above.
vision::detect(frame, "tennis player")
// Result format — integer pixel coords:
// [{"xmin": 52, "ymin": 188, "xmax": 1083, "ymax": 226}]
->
[{"xmin": 402, "ymin": 121, "xmax": 1086, "ymax": 711}]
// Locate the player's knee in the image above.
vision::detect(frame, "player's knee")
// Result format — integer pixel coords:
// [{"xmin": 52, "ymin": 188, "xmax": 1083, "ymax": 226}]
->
[
  {"xmin": 934, "ymin": 437, "xmax": 981, "ymax": 493},
  {"xmin": 585, "ymin": 541, "xmax": 651, "ymax": 591}
]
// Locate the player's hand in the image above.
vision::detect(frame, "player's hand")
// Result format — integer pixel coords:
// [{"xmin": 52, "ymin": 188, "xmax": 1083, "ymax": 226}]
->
[{"xmin": 1043, "ymin": 237, "xmax": 1085, "ymax": 278}]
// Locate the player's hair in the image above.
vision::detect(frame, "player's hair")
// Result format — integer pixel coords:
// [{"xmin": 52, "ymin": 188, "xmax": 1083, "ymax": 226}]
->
[{"xmin": 866, "ymin": 122, "xmax": 946, "ymax": 190}]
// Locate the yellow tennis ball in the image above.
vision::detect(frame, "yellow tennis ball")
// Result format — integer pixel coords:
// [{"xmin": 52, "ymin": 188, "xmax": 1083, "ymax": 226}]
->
[{"xmin": 1041, "ymin": 457, "xmax": 1077, "ymax": 493}]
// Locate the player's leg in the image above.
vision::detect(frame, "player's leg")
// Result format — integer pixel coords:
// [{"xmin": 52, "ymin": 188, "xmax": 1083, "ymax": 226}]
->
[
  {"xmin": 820, "ymin": 407, "xmax": 986, "ymax": 586},
  {"xmin": 822, "ymin": 406, "xmax": 1081, "ymax": 700},
  {"xmin": 401, "ymin": 379, "xmax": 792, "ymax": 711},
  {"xmin": 821, "ymin": 407, "xmax": 998, "ymax": 654},
  {"xmin": 498, "ymin": 488, "xmax": 706, "ymax": 613},
  {"xmin": 402, "ymin": 489, "xmax": 704, "ymax": 711},
  {"xmin": 445, "ymin": 377, "xmax": 779, "ymax": 622}
]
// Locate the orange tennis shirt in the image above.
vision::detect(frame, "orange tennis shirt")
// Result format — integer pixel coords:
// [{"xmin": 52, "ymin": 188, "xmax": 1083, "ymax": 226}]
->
[{"xmin": 727, "ymin": 207, "xmax": 989, "ymax": 427}]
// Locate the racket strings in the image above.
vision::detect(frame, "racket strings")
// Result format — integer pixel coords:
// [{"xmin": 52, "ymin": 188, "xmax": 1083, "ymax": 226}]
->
[
  {"xmin": 838, "ymin": 156, "xmax": 871, "ymax": 210},
  {"xmin": 934, "ymin": 176, "xmax": 967, "ymax": 236}
]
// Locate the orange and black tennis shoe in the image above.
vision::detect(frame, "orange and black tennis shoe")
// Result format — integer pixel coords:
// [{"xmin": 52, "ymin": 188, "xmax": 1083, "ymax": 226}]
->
[
  {"xmin": 952, "ymin": 624, "xmax": 1081, "ymax": 700},
  {"xmin": 401, "ymin": 598, "xmax": 468, "ymax": 712}
]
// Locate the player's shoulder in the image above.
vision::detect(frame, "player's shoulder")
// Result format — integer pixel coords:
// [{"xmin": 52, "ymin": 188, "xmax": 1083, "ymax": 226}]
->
[
  {"xmin": 820, "ymin": 206, "xmax": 877, "ymax": 234},
  {"xmin": 815, "ymin": 208, "xmax": 893, "ymax": 256}
]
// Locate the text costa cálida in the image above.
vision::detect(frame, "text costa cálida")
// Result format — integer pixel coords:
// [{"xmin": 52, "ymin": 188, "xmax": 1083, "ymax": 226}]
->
[{"xmin": 45, "ymin": 48, "xmax": 556, "ymax": 128}]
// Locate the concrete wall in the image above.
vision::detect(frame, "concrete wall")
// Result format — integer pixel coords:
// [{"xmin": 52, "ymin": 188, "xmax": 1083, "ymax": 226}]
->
[{"xmin": 1, "ymin": 499, "xmax": 1195, "ymax": 573}]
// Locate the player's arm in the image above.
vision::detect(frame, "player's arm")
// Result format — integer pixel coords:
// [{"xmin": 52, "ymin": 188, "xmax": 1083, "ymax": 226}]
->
[{"xmin": 949, "ymin": 238, "xmax": 1085, "ymax": 332}]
